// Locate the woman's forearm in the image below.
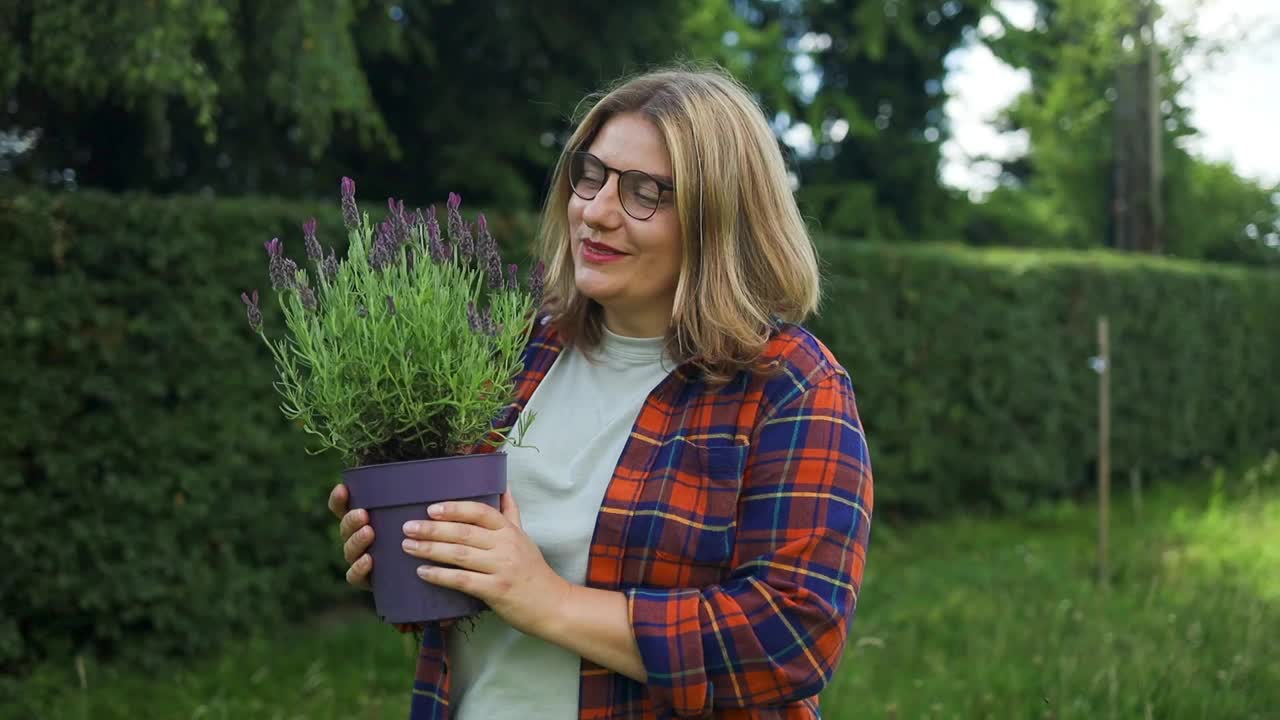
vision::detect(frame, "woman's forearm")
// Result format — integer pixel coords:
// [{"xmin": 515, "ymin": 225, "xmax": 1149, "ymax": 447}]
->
[{"xmin": 533, "ymin": 583, "xmax": 649, "ymax": 683}]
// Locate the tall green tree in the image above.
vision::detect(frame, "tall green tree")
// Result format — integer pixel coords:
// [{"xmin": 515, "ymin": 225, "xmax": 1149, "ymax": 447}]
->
[
  {"xmin": 732, "ymin": 0, "xmax": 990, "ymax": 240},
  {"xmin": 1164, "ymin": 157, "xmax": 1280, "ymax": 267},
  {"xmin": 1, "ymin": 1, "xmax": 788, "ymax": 207},
  {"xmin": 0, "ymin": 1, "xmax": 396, "ymax": 191},
  {"xmin": 973, "ymin": 0, "xmax": 1279, "ymax": 265},
  {"xmin": 335, "ymin": 0, "xmax": 786, "ymax": 208}
]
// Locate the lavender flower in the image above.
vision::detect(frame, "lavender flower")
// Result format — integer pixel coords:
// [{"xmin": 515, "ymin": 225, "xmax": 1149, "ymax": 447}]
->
[
  {"xmin": 243, "ymin": 181, "xmax": 548, "ymax": 468},
  {"xmin": 425, "ymin": 206, "xmax": 447, "ymax": 263},
  {"xmin": 369, "ymin": 220, "xmax": 396, "ymax": 272},
  {"xmin": 265, "ymin": 238, "xmax": 297, "ymax": 290},
  {"xmin": 341, "ymin": 177, "xmax": 359, "ymax": 229},
  {"xmin": 446, "ymin": 193, "xmax": 470, "ymax": 260},
  {"xmin": 483, "ymin": 306, "xmax": 500, "ymax": 336},
  {"xmin": 460, "ymin": 222, "xmax": 475, "ymax": 262},
  {"xmin": 477, "ymin": 214, "xmax": 503, "ymax": 289},
  {"xmin": 388, "ymin": 198, "xmax": 411, "ymax": 247},
  {"xmin": 322, "ymin": 248, "xmax": 339, "ymax": 282},
  {"xmin": 466, "ymin": 301, "xmax": 499, "ymax": 337},
  {"xmin": 303, "ymin": 217, "xmax": 322, "ymax": 261},
  {"xmin": 241, "ymin": 290, "xmax": 262, "ymax": 330},
  {"xmin": 530, "ymin": 260, "xmax": 546, "ymax": 306}
]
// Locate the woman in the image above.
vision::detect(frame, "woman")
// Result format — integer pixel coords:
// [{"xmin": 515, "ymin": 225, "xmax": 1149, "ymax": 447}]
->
[{"xmin": 328, "ymin": 65, "xmax": 873, "ymax": 719}]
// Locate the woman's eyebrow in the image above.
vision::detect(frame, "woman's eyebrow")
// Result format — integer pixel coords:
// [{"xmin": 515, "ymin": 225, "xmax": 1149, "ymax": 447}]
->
[
  {"xmin": 596, "ymin": 153, "xmax": 673, "ymax": 185},
  {"xmin": 631, "ymin": 164, "xmax": 673, "ymax": 185}
]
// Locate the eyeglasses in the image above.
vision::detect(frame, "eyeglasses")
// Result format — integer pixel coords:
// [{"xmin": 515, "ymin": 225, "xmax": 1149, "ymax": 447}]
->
[{"xmin": 567, "ymin": 151, "xmax": 674, "ymax": 221}]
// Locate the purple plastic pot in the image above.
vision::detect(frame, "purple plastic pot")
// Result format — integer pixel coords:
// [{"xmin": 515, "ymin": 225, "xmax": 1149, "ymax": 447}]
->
[{"xmin": 342, "ymin": 452, "xmax": 507, "ymax": 624}]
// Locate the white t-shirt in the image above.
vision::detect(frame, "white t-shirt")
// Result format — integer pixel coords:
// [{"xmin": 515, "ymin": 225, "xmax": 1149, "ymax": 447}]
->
[{"xmin": 446, "ymin": 326, "xmax": 674, "ymax": 720}]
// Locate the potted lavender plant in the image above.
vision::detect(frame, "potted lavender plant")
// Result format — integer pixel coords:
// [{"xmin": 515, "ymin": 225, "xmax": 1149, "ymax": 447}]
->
[{"xmin": 240, "ymin": 178, "xmax": 543, "ymax": 624}]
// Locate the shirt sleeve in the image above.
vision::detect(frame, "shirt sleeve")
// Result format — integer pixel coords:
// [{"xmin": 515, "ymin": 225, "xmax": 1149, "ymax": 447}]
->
[{"xmin": 626, "ymin": 369, "xmax": 873, "ymax": 716}]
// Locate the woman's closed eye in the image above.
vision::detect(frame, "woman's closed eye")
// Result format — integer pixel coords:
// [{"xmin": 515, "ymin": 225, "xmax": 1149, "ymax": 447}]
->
[{"xmin": 632, "ymin": 190, "xmax": 661, "ymax": 207}]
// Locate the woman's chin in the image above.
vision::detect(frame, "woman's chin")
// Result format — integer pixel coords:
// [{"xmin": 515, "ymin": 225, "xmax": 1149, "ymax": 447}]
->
[
  {"xmin": 576, "ymin": 287, "xmax": 616, "ymax": 307},
  {"xmin": 574, "ymin": 273, "xmax": 619, "ymax": 304}
]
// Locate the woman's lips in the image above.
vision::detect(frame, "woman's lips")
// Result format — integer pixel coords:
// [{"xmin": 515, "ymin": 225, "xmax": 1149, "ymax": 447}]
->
[
  {"xmin": 583, "ymin": 239, "xmax": 626, "ymax": 254},
  {"xmin": 581, "ymin": 239, "xmax": 629, "ymax": 264}
]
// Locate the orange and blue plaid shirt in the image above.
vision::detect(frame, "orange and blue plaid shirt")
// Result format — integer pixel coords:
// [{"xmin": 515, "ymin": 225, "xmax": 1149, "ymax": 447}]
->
[{"xmin": 409, "ymin": 317, "xmax": 873, "ymax": 719}]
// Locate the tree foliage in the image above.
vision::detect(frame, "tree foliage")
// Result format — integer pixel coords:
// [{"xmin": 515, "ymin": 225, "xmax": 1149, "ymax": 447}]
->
[
  {"xmin": 734, "ymin": 0, "xmax": 989, "ymax": 240},
  {"xmin": 4, "ymin": 0, "xmax": 1270, "ymax": 263},
  {"xmin": 0, "ymin": 0, "xmax": 783, "ymax": 208},
  {"xmin": 975, "ymin": 0, "xmax": 1279, "ymax": 265},
  {"xmin": 1, "ymin": 1, "xmax": 395, "ymax": 188},
  {"xmin": 2, "ymin": 0, "xmax": 988, "ymax": 234}
]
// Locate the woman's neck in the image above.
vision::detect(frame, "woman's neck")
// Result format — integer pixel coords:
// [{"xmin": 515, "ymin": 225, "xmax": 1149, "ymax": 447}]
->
[{"xmin": 602, "ymin": 302, "xmax": 671, "ymax": 339}]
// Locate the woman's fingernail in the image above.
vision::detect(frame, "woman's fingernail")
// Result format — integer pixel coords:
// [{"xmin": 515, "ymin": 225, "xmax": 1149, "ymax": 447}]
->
[
  {"xmin": 402, "ymin": 539, "xmax": 419, "ymax": 552},
  {"xmin": 427, "ymin": 504, "xmax": 444, "ymax": 518},
  {"xmin": 403, "ymin": 521, "xmax": 420, "ymax": 535},
  {"xmin": 417, "ymin": 566, "xmax": 431, "ymax": 579}
]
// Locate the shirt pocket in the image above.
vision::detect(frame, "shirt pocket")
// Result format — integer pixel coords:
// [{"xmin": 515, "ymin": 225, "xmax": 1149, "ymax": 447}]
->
[{"xmin": 631, "ymin": 437, "xmax": 749, "ymax": 573}]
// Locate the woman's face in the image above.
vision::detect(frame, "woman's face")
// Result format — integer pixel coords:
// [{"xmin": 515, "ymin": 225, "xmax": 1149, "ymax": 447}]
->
[{"xmin": 567, "ymin": 112, "xmax": 683, "ymax": 338}]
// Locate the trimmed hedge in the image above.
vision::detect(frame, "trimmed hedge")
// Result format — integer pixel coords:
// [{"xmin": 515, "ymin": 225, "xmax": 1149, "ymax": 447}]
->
[
  {"xmin": 0, "ymin": 186, "xmax": 541, "ymax": 686},
  {"xmin": 816, "ymin": 240, "xmax": 1280, "ymax": 513},
  {"xmin": 2, "ymin": 186, "xmax": 1278, "ymax": 682},
  {"xmin": 0, "ymin": 190, "xmax": 337, "ymax": 680}
]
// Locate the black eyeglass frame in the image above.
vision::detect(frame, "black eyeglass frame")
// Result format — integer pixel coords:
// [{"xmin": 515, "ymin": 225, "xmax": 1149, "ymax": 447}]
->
[{"xmin": 566, "ymin": 150, "xmax": 675, "ymax": 221}]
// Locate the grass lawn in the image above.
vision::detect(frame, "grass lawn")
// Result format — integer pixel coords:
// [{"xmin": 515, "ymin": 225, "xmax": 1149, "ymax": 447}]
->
[{"xmin": 17, "ymin": 453, "xmax": 1280, "ymax": 720}]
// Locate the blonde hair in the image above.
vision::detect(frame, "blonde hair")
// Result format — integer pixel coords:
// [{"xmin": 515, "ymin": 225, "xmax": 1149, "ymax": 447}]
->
[{"xmin": 536, "ymin": 63, "xmax": 820, "ymax": 383}]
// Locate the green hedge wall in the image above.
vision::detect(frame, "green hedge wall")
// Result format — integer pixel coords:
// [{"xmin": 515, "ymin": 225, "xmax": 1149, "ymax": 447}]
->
[
  {"xmin": 0, "ymin": 185, "xmax": 541, "ymax": 686},
  {"xmin": 816, "ymin": 240, "xmax": 1280, "ymax": 513},
  {"xmin": 2, "ymin": 186, "xmax": 1277, "ymax": 682}
]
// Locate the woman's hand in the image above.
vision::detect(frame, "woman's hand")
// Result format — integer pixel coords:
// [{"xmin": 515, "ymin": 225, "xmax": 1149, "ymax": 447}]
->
[
  {"xmin": 401, "ymin": 491, "xmax": 572, "ymax": 637},
  {"xmin": 329, "ymin": 482, "xmax": 423, "ymax": 634},
  {"xmin": 327, "ymin": 482, "xmax": 374, "ymax": 591}
]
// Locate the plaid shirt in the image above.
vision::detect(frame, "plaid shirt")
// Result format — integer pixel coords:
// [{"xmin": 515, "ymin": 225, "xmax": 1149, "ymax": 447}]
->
[{"xmin": 409, "ymin": 317, "xmax": 873, "ymax": 719}]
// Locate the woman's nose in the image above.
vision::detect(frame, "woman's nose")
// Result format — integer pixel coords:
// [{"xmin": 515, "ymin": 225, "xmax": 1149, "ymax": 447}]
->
[{"xmin": 581, "ymin": 176, "xmax": 624, "ymax": 227}]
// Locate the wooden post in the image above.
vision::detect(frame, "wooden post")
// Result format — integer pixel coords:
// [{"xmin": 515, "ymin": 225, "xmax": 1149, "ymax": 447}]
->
[{"xmin": 1097, "ymin": 317, "xmax": 1111, "ymax": 588}]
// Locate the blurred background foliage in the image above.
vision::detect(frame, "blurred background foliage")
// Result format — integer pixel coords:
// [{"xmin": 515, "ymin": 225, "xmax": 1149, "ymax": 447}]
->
[
  {"xmin": 3, "ymin": 0, "xmax": 1279, "ymax": 714},
  {"xmin": 4, "ymin": 0, "xmax": 1274, "ymax": 263}
]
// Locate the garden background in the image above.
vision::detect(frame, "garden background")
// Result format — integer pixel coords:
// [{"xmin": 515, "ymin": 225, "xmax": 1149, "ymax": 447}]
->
[{"xmin": 2, "ymin": 1, "xmax": 1278, "ymax": 718}]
